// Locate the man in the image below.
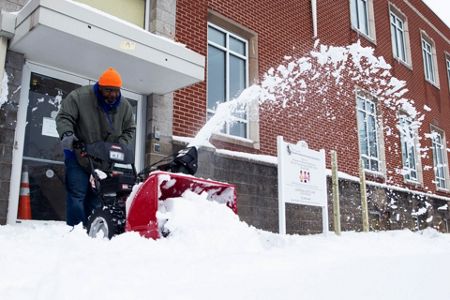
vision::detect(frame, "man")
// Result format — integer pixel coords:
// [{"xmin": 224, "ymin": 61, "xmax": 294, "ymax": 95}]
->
[{"xmin": 56, "ymin": 67, "xmax": 136, "ymax": 227}]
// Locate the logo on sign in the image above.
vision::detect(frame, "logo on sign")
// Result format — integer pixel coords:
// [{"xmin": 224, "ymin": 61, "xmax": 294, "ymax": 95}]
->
[{"xmin": 299, "ymin": 170, "xmax": 311, "ymax": 183}]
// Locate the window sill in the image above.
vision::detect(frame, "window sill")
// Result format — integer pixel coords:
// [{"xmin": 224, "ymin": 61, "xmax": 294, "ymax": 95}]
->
[
  {"xmin": 404, "ymin": 178, "xmax": 422, "ymax": 187},
  {"xmin": 393, "ymin": 57, "xmax": 413, "ymax": 71},
  {"xmin": 425, "ymin": 78, "xmax": 440, "ymax": 90},
  {"xmin": 436, "ymin": 187, "xmax": 450, "ymax": 193},
  {"xmin": 364, "ymin": 169, "xmax": 385, "ymax": 179},
  {"xmin": 351, "ymin": 27, "xmax": 377, "ymax": 46},
  {"xmin": 211, "ymin": 132, "xmax": 260, "ymax": 149}
]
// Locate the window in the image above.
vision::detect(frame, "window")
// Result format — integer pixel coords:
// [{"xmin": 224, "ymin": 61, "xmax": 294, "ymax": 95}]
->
[
  {"xmin": 389, "ymin": 8, "xmax": 410, "ymax": 65},
  {"xmin": 207, "ymin": 23, "xmax": 249, "ymax": 138},
  {"xmin": 431, "ymin": 128, "xmax": 448, "ymax": 189},
  {"xmin": 356, "ymin": 93, "xmax": 381, "ymax": 172},
  {"xmin": 74, "ymin": 0, "xmax": 149, "ymax": 28},
  {"xmin": 350, "ymin": 0, "xmax": 375, "ymax": 40},
  {"xmin": 421, "ymin": 34, "xmax": 438, "ymax": 85},
  {"xmin": 446, "ymin": 56, "xmax": 450, "ymax": 90},
  {"xmin": 398, "ymin": 115, "xmax": 419, "ymax": 182}
]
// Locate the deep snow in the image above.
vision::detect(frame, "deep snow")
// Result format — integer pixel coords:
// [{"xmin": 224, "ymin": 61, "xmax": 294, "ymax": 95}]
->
[{"xmin": 1, "ymin": 191, "xmax": 450, "ymax": 300}]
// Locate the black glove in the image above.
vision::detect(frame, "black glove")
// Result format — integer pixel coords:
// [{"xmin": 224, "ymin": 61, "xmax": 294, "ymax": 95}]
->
[{"xmin": 61, "ymin": 131, "xmax": 78, "ymax": 151}]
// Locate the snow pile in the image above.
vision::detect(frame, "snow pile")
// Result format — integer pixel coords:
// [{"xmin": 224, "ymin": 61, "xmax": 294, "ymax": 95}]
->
[
  {"xmin": 158, "ymin": 190, "xmax": 265, "ymax": 252},
  {"xmin": 1, "ymin": 192, "xmax": 450, "ymax": 299}
]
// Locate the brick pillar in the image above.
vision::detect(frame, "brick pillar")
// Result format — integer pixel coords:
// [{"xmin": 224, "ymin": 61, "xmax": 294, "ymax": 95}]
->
[
  {"xmin": 0, "ymin": 51, "xmax": 25, "ymax": 224},
  {"xmin": 145, "ymin": 0, "xmax": 177, "ymax": 165}
]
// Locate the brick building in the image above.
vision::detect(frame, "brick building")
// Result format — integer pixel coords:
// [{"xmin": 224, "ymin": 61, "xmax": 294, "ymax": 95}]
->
[{"xmin": 0, "ymin": 0, "xmax": 449, "ymax": 234}]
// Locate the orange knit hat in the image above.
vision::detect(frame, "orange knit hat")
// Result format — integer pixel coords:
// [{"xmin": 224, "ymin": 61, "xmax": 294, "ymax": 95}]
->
[{"xmin": 98, "ymin": 67, "xmax": 122, "ymax": 87}]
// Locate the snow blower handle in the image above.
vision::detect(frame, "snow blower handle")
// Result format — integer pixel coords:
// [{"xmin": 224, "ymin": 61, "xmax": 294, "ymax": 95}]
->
[{"xmin": 73, "ymin": 140, "xmax": 87, "ymax": 157}]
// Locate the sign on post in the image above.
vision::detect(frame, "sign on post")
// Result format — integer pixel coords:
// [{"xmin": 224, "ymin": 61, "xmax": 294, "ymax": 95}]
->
[{"xmin": 277, "ymin": 136, "xmax": 328, "ymax": 234}]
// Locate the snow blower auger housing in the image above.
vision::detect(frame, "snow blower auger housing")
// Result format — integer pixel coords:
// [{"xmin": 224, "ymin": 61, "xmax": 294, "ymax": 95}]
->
[
  {"xmin": 126, "ymin": 170, "xmax": 237, "ymax": 239},
  {"xmin": 80, "ymin": 142, "xmax": 237, "ymax": 239}
]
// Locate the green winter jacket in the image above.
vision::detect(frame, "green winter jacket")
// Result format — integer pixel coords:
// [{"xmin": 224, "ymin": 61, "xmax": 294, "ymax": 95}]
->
[{"xmin": 56, "ymin": 85, "xmax": 136, "ymax": 145}]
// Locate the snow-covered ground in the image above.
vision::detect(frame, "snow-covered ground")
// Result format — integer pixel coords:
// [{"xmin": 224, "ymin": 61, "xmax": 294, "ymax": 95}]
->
[{"xmin": 1, "ymin": 191, "xmax": 449, "ymax": 300}]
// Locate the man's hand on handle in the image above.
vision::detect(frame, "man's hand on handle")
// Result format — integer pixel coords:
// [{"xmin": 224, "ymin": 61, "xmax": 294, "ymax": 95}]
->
[{"xmin": 61, "ymin": 131, "xmax": 78, "ymax": 152}]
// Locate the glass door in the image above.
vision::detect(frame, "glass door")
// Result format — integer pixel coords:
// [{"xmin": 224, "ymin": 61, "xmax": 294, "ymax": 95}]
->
[
  {"xmin": 21, "ymin": 68, "xmax": 89, "ymax": 221},
  {"xmin": 10, "ymin": 63, "xmax": 145, "ymax": 223}
]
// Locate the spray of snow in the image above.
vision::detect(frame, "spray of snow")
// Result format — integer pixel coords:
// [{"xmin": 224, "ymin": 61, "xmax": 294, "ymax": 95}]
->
[
  {"xmin": 0, "ymin": 71, "xmax": 8, "ymax": 107},
  {"xmin": 188, "ymin": 85, "xmax": 262, "ymax": 148},
  {"xmin": 188, "ymin": 40, "xmax": 435, "ymax": 205},
  {"xmin": 189, "ymin": 41, "xmax": 422, "ymax": 150}
]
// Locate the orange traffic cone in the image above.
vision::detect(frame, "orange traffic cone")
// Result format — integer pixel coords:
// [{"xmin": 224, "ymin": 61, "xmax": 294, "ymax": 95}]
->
[{"xmin": 17, "ymin": 170, "xmax": 32, "ymax": 219}]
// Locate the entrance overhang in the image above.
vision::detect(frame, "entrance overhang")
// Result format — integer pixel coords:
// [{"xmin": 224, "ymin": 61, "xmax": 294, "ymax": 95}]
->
[{"xmin": 9, "ymin": 0, "xmax": 205, "ymax": 94}]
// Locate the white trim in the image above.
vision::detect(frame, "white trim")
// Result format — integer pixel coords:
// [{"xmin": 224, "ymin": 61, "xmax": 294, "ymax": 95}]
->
[
  {"xmin": 144, "ymin": 0, "xmax": 151, "ymax": 31},
  {"xmin": 446, "ymin": 55, "xmax": 450, "ymax": 91},
  {"xmin": 389, "ymin": 9, "xmax": 408, "ymax": 64},
  {"xmin": 349, "ymin": 0, "xmax": 376, "ymax": 43},
  {"xmin": 311, "ymin": 0, "xmax": 318, "ymax": 38},
  {"xmin": 10, "ymin": 0, "xmax": 205, "ymax": 95},
  {"xmin": 120, "ymin": 89, "xmax": 145, "ymax": 173},
  {"xmin": 356, "ymin": 93, "xmax": 382, "ymax": 173},
  {"xmin": 420, "ymin": 31, "xmax": 440, "ymax": 88},
  {"xmin": 430, "ymin": 126, "xmax": 449, "ymax": 191},
  {"xmin": 398, "ymin": 114, "xmax": 421, "ymax": 184}
]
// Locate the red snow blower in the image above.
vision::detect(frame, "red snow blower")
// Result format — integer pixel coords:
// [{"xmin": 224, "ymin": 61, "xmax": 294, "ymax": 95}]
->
[{"xmin": 78, "ymin": 142, "xmax": 237, "ymax": 239}]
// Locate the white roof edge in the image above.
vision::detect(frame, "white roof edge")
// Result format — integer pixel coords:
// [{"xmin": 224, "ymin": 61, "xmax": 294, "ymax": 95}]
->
[{"xmin": 16, "ymin": 0, "xmax": 204, "ymax": 67}]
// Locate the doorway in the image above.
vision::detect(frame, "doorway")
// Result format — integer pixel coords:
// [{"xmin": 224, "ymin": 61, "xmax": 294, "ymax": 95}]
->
[{"xmin": 8, "ymin": 63, "xmax": 145, "ymax": 223}]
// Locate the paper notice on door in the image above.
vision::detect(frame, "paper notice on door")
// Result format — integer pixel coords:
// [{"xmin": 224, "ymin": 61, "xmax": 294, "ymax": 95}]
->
[{"xmin": 41, "ymin": 117, "xmax": 59, "ymax": 138}]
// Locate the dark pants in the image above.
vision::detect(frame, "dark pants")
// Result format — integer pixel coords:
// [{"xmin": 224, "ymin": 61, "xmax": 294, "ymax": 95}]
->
[{"xmin": 64, "ymin": 157, "xmax": 100, "ymax": 226}]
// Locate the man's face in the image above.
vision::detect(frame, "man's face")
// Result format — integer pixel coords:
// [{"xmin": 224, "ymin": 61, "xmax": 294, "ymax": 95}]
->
[{"xmin": 99, "ymin": 86, "xmax": 120, "ymax": 104}]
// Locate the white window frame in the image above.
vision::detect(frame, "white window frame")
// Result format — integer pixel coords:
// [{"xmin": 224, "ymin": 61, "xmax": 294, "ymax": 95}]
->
[
  {"xmin": 350, "ymin": 0, "xmax": 376, "ymax": 41},
  {"xmin": 421, "ymin": 32, "xmax": 439, "ymax": 87},
  {"xmin": 430, "ymin": 127, "xmax": 449, "ymax": 191},
  {"xmin": 398, "ymin": 114, "xmax": 422, "ymax": 183},
  {"xmin": 356, "ymin": 92, "xmax": 383, "ymax": 174},
  {"xmin": 389, "ymin": 6, "xmax": 411, "ymax": 66},
  {"xmin": 207, "ymin": 22, "xmax": 249, "ymax": 139},
  {"xmin": 446, "ymin": 55, "xmax": 450, "ymax": 90}
]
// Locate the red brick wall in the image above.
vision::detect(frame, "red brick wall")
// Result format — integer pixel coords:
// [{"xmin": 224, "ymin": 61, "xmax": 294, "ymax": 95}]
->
[{"xmin": 175, "ymin": 0, "xmax": 450, "ymax": 195}]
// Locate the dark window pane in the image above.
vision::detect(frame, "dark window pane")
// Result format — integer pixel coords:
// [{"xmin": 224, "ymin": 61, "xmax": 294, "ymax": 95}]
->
[
  {"xmin": 229, "ymin": 55, "xmax": 246, "ymax": 99},
  {"xmin": 370, "ymin": 159, "xmax": 379, "ymax": 171},
  {"xmin": 362, "ymin": 157, "xmax": 369, "ymax": 169},
  {"xmin": 208, "ymin": 26, "xmax": 226, "ymax": 46},
  {"xmin": 229, "ymin": 121, "xmax": 247, "ymax": 138},
  {"xmin": 230, "ymin": 36, "xmax": 246, "ymax": 55},
  {"xmin": 207, "ymin": 45, "xmax": 226, "ymax": 110},
  {"xmin": 24, "ymin": 73, "xmax": 81, "ymax": 161}
]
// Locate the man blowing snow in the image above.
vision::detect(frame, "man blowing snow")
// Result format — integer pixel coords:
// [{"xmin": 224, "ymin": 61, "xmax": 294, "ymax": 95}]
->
[{"xmin": 56, "ymin": 67, "xmax": 136, "ymax": 227}]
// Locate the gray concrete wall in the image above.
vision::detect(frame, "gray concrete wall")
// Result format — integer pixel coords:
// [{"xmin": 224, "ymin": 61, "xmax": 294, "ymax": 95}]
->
[
  {"xmin": 0, "ymin": 0, "xmax": 27, "ymax": 225},
  {"xmin": 145, "ymin": 93, "xmax": 174, "ymax": 165},
  {"xmin": 149, "ymin": 0, "xmax": 177, "ymax": 39},
  {"xmin": 193, "ymin": 146, "xmax": 450, "ymax": 234},
  {"xmin": 0, "ymin": 0, "xmax": 26, "ymax": 12},
  {"xmin": 0, "ymin": 51, "xmax": 25, "ymax": 224},
  {"xmin": 145, "ymin": 0, "xmax": 177, "ymax": 166}
]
